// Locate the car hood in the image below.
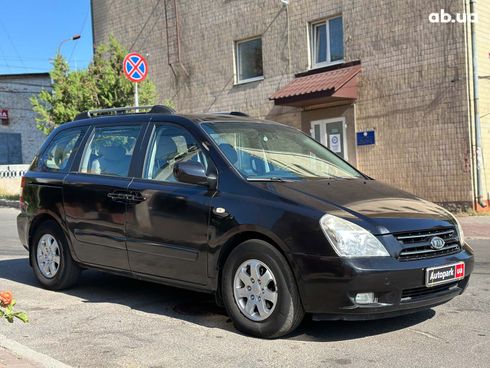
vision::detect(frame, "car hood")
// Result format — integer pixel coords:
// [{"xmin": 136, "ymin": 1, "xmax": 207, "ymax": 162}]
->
[{"xmin": 254, "ymin": 179, "xmax": 456, "ymax": 234}]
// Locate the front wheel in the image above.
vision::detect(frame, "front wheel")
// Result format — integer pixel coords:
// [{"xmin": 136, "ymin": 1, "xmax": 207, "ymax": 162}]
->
[
  {"xmin": 221, "ymin": 240, "xmax": 304, "ymax": 338},
  {"xmin": 31, "ymin": 220, "xmax": 80, "ymax": 290}
]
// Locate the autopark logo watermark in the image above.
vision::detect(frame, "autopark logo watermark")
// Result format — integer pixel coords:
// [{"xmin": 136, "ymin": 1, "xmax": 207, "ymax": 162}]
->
[{"xmin": 429, "ymin": 9, "xmax": 477, "ymax": 23}]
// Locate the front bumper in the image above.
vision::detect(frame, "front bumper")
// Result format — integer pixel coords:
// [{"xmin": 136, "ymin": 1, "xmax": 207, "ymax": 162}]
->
[{"xmin": 292, "ymin": 244, "xmax": 474, "ymax": 320}]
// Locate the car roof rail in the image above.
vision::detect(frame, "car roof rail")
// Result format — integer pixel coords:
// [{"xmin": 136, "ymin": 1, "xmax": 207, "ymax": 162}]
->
[
  {"xmin": 212, "ymin": 111, "xmax": 249, "ymax": 117},
  {"xmin": 74, "ymin": 105, "xmax": 176, "ymax": 120}
]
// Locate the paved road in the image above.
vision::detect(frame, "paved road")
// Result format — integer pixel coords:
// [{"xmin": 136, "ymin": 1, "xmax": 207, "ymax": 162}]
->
[{"xmin": 0, "ymin": 207, "xmax": 489, "ymax": 368}]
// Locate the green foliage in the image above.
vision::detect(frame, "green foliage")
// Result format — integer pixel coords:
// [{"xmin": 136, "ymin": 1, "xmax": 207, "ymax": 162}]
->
[
  {"xmin": 31, "ymin": 35, "xmax": 165, "ymax": 134},
  {"xmin": 0, "ymin": 299, "xmax": 29, "ymax": 324},
  {"xmin": 0, "ymin": 193, "xmax": 20, "ymax": 201}
]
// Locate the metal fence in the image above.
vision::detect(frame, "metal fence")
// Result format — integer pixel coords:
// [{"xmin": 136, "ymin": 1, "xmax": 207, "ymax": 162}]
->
[{"xmin": 0, "ymin": 164, "xmax": 30, "ymax": 179}]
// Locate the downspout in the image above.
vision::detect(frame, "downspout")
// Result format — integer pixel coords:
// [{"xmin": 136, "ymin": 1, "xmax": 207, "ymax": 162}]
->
[{"xmin": 470, "ymin": 0, "xmax": 486, "ymax": 207}]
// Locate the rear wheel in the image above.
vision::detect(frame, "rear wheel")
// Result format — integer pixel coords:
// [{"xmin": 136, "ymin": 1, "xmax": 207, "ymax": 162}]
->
[
  {"xmin": 31, "ymin": 220, "xmax": 80, "ymax": 290},
  {"xmin": 221, "ymin": 240, "xmax": 304, "ymax": 338}
]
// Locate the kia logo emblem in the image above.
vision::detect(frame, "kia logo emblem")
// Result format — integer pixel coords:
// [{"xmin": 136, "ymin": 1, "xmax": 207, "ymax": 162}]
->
[{"xmin": 430, "ymin": 236, "xmax": 445, "ymax": 250}]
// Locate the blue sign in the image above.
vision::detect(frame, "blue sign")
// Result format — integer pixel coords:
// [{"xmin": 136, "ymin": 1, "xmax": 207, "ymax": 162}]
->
[{"xmin": 356, "ymin": 130, "xmax": 375, "ymax": 146}]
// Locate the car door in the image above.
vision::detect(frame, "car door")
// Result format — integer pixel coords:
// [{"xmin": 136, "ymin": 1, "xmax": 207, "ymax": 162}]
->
[
  {"xmin": 63, "ymin": 122, "xmax": 145, "ymax": 270},
  {"xmin": 125, "ymin": 122, "xmax": 214, "ymax": 285}
]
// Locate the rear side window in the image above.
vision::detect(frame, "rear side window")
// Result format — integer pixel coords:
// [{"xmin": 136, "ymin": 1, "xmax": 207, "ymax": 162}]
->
[
  {"xmin": 79, "ymin": 125, "xmax": 141, "ymax": 177},
  {"xmin": 38, "ymin": 128, "xmax": 83, "ymax": 173}
]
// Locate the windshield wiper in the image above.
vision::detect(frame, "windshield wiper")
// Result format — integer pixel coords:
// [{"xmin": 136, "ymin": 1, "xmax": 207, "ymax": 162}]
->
[
  {"xmin": 173, "ymin": 145, "xmax": 198, "ymax": 162},
  {"xmin": 247, "ymin": 177, "xmax": 291, "ymax": 182}
]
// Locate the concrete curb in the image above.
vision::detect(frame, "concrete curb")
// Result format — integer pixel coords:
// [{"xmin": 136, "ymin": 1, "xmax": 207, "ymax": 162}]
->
[
  {"xmin": 0, "ymin": 334, "xmax": 72, "ymax": 368},
  {"xmin": 0, "ymin": 199, "xmax": 18, "ymax": 209}
]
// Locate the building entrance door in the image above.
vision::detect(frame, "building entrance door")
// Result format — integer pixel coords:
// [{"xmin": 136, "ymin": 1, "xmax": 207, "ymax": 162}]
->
[{"xmin": 310, "ymin": 118, "xmax": 347, "ymax": 160}]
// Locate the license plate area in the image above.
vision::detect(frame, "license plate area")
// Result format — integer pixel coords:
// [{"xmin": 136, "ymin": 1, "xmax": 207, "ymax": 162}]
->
[{"xmin": 425, "ymin": 262, "xmax": 465, "ymax": 287}]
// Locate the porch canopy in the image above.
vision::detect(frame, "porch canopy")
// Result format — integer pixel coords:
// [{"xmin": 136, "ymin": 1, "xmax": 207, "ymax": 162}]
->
[{"xmin": 270, "ymin": 63, "xmax": 361, "ymax": 107}]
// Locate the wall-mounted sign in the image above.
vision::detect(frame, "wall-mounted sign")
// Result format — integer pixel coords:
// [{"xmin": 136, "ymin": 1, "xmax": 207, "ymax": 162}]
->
[
  {"xmin": 329, "ymin": 133, "xmax": 342, "ymax": 153},
  {"xmin": 357, "ymin": 130, "xmax": 375, "ymax": 146},
  {"xmin": 0, "ymin": 109, "xmax": 8, "ymax": 125}
]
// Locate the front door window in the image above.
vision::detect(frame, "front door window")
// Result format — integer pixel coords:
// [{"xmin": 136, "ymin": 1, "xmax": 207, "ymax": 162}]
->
[{"xmin": 143, "ymin": 124, "xmax": 208, "ymax": 182}]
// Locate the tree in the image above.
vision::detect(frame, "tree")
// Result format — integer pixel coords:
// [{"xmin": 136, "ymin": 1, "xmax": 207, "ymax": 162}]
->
[{"xmin": 31, "ymin": 35, "xmax": 166, "ymax": 134}]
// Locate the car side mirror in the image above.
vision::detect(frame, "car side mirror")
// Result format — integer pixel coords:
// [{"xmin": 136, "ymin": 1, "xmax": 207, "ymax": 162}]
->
[{"xmin": 174, "ymin": 161, "xmax": 217, "ymax": 190}]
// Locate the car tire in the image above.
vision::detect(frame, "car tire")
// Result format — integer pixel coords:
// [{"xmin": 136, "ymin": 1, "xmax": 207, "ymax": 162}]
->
[
  {"xmin": 31, "ymin": 220, "xmax": 80, "ymax": 290},
  {"xmin": 221, "ymin": 239, "xmax": 304, "ymax": 338}
]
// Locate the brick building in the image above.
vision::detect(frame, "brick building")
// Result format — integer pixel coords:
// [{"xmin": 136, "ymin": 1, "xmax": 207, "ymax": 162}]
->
[
  {"xmin": 91, "ymin": 0, "xmax": 490, "ymax": 210},
  {"xmin": 0, "ymin": 73, "xmax": 51, "ymax": 164}
]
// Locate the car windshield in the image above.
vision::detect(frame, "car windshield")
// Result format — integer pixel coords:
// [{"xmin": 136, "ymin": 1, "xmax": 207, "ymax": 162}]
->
[{"xmin": 201, "ymin": 121, "xmax": 364, "ymax": 180}]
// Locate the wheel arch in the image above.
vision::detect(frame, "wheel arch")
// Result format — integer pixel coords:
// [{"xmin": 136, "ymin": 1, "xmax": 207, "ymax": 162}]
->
[
  {"xmin": 28, "ymin": 212, "xmax": 75, "ymax": 260},
  {"xmin": 29, "ymin": 213, "xmax": 59, "ymax": 245},
  {"xmin": 214, "ymin": 230, "xmax": 304, "ymax": 308}
]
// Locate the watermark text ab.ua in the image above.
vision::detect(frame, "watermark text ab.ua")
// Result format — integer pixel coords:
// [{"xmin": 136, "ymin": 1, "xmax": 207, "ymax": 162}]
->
[{"xmin": 429, "ymin": 9, "xmax": 477, "ymax": 23}]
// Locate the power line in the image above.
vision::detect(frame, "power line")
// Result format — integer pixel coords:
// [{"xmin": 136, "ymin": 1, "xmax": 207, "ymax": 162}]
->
[
  {"xmin": 129, "ymin": 0, "xmax": 162, "ymax": 51},
  {"xmin": 0, "ymin": 19, "xmax": 26, "ymax": 69},
  {"xmin": 0, "ymin": 65, "xmax": 50, "ymax": 71},
  {"xmin": 69, "ymin": 7, "xmax": 91, "ymax": 64},
  {"xmin": 0, "ymin": 43, "xmax": 12, "ymax": 72},
  {"xmin": 0, "ymin": 55, "xmax": 90, "ymax": 62}
]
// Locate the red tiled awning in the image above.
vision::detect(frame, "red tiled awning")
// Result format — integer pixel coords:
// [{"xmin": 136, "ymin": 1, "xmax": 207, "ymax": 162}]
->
[{"xmin": 270, "ymin": 64, "xmax": 361, "ymax": 107}]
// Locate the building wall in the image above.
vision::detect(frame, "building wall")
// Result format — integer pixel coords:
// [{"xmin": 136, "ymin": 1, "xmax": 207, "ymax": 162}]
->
[
  {"xmin": 0, "ymin": 74, "xmax": 51, "ymax": 164},
  {"xmin": 91, "ymin": 0, "xmax": 474, "ymax": 208},
  {"xmin": 348, "ymin": 0, "xmax": 472, "ymax": 208}
]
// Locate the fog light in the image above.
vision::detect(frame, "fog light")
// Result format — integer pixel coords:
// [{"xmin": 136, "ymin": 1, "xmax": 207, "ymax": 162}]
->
[{"xmin": 355, "ymin": 292, "xmax": 376, "ymax": 304}]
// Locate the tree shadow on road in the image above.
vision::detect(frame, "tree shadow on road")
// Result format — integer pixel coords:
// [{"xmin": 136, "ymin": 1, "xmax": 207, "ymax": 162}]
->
[{"xmin": 0, "ymin": 257, "xmax": 435, "ymax": 342}]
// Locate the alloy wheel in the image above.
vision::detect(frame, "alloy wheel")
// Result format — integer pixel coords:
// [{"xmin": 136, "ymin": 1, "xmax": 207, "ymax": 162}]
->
[
  {"xmin": 37, "ymin": 234, "xmax": 61, "ymax": 279},
  {"xmin": 233, "ymin": 259, "xmax": 278, "ymax": 321}
]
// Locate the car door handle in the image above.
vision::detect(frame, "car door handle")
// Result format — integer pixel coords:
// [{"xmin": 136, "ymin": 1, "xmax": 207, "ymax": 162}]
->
[
  {"xmin": 107, "ymin": 192, "xmax": 127, "ymax": 201},
  {"xmin": 126, "ymin": 192, "xmax": 146, "ymax": 203}
]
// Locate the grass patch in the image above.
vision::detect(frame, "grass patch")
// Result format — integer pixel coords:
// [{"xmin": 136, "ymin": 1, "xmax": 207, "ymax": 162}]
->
[{"xmin": 0, "ymin": 193, "xmax": 19, "ymax": 201}]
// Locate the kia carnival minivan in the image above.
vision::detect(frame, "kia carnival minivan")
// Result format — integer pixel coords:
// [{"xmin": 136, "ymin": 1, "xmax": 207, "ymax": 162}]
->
[{"xmin": 17, "ymin": 105, "xmax": 474, "ymax": 338}]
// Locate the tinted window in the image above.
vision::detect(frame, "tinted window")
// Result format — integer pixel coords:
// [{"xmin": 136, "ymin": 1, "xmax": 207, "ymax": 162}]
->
[
  {"xmin": 79, "ymin": 125, "xmax": 141, "ymax": 177},
  {"xmin": 38, "ymin": 128, "xmax": 83, "ymax": 172},
  {"xmin": 144, "ymin": 124, "xmax": 208, "ymax": 182}
]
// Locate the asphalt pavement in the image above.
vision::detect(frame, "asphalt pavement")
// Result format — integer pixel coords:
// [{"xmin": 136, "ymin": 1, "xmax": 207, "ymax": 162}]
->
[{"xmin": 0, "ymin": 207, "xmax": 489, "ymax": 368}]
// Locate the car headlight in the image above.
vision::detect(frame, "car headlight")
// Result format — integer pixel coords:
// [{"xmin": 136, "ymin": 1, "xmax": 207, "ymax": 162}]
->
[
  {"xmin": 453, "ymin": 216, "xmax": 465, "ymax": 245},
  {"xmin": 441, "ymin": 208, "xmax": 465, "ymax": 246},
  {"xmin": 320, "ymin": 214, "xmax": 390, "ymax": 257}
]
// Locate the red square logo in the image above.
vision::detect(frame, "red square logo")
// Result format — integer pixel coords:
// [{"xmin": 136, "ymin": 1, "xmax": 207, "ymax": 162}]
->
[{"xmin": 455, "ymin": 263, "xmax": 465, "ymax": 279}]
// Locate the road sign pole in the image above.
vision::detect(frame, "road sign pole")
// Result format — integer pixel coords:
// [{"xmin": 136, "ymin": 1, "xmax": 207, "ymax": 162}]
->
[{"xmin": 134, "ymin": 83, "xmax": 139, "ymax": 107}]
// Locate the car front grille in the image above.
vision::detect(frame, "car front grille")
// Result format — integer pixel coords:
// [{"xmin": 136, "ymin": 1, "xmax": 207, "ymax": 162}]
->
[
  {"xmin": 401, "ymin": 281, "xmax": 459, "ymax": 301},
  {"xmin": 395, "ymin": 228, "xmax": 461, "ymax": 261}
]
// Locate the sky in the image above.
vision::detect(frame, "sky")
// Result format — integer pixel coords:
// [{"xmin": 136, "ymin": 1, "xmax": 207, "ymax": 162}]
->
[{"xmin": 0, "ymin": 0, "xmax": 93, "ymax": 75}]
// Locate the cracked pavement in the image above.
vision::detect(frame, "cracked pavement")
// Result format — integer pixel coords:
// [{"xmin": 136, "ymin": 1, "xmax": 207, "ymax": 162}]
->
[{"xmin": 0, "ymin": 207, "xmax": 489, "ymax": 367}]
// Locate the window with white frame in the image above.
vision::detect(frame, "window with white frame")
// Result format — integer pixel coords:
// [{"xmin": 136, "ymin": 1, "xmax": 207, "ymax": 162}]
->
[
  {"xmin": 311, "ymin": 16, "xmax": 344, "ymax": 67},
  {"xmin": 235, "ymin": 37, "xmax": 263, "ymax": 83}
]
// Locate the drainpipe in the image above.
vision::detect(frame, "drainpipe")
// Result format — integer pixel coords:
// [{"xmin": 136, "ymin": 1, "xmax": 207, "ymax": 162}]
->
[{"xmin": 470, "ymin": 0, "xmax": 487, "ymax": 207}]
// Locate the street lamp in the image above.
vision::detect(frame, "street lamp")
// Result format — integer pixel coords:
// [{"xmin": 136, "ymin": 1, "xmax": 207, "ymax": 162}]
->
[{"xmin": 57, "ymin": 34, "xmax": 81, "ymax": 55}]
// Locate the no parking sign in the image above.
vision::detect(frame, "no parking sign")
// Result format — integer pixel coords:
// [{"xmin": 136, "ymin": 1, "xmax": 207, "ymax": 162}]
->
[
  {"xmin": 123, "ymin": 53, "xmax": 148, "ymax": 83},
  {"xmin": 123, "ymin": 52, "xmax": 148, "ymax": 106}
]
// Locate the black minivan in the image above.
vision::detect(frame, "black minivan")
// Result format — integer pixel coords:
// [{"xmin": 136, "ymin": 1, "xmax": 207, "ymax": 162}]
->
[{"xmin": 17, "ymin": 105, "xmax": 474, "ymax": 338}]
